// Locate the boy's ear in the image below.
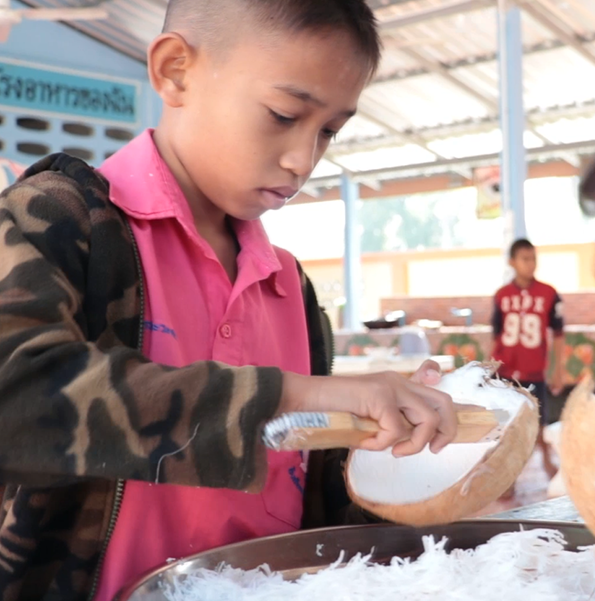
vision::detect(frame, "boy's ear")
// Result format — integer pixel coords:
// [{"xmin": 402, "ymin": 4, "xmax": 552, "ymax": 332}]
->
[
  {"xmin": 148, "ymin": 33, "xmax": 195, "ymax": 107},
  {"xmin": 508, "ymin": 257, "xmax": 514, "ymax": 268}
]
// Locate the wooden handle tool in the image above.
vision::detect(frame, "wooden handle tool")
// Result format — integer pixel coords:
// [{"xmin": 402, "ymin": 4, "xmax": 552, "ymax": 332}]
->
[{"xmin": 262, "ymin": 407, "xmax": 508, "ymax": 452}]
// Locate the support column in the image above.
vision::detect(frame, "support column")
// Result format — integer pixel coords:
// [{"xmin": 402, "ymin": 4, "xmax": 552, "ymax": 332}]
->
[
  {"xmin": 497, "ymin": 0, "xmax": 527, "ymax": 277},
  {"xmin": 341, "ymin": 172, "xmax": 362, "ymax": 331}
]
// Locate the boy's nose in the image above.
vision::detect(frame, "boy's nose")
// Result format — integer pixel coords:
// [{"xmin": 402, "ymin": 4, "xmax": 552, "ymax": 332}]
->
[{"xmin": 279, "ymin": 137, "xmax": 319, "ymax": 178}]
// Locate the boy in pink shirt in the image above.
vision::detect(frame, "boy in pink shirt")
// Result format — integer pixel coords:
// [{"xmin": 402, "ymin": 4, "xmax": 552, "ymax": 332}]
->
[{"xmin": 0, "ymin": 1, "xmax": 456, "ymax": 599}]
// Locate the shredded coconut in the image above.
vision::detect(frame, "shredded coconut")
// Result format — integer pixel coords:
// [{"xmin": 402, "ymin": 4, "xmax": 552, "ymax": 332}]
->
[{"xmin": 163, "ymin": 529, "xmax": 595, "ymax": 601}]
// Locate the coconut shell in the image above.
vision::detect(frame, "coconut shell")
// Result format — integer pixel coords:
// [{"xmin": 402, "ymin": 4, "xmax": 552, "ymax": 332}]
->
[
  {"xmin": 559, "ymin": 375, "xmax": 595, "ymax": 534},
  {"xmin": 345, "ymin": 388, "xmax": 539, "ymax": 527}
]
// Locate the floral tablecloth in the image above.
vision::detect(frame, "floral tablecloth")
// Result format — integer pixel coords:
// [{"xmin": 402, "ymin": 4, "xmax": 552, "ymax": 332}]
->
[{"xmin": 335, "ymin": 325, "xmax": 595, "ymax": 386}]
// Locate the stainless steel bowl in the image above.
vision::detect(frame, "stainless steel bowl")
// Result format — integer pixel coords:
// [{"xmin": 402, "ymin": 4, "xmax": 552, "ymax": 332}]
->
[{"xmin": 117, "ymin": 519, "xmax": 594, "ymax": 600}]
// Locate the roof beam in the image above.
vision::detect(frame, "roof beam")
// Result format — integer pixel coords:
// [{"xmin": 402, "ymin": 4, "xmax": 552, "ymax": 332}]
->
[
  {"xmin": 354, "ymin": 98, "xmax": 448, "ymax": 160},
  {"xmin": 561, "ymin": 0, "xmax": 595, "ymax": 30},
  {"xmin": 18, "ymin": 0, "xmax": 149, "ymax": 62},
  {"xmin": 323, "ymin": 106, "xmax": 449, "ymax": 189},
  {"xmin": 372, "ymin": 32, "xmax": 595, "ymax": 86},
  {"xmin": 312, "ymin": 138, "xmax": 595, "ymax": 188},
  {"xmin": 530, "ymin": 0, "xmax": 585, "ymax": 34},
  {"xmin": 366, "ymin": 0, "xmax": 418, "ymax": 9},
  {"xmin": 359, "ymin": 117, "xmax": 445, "ymax": 159},
  {"xmin": 379, "ymin": 0, "xmax": 495, "ymax": 31},
  {"xmin": 519, "ymin": 1, "xmax": 595, "ymax": 67},
  {"xmin": 373, "ymin": 34, "xmax": 560, "ymax": 146},
  {"xmin": 558, "ymin": 152, "xmax": 581, "ymax": 169},
  {"xmin": 329, "ymin": 97, "xmax": 595, "ymax": 157},
  {"xmin": 397, "ymin": 45, "xmax": 500, "ymax": 111},
  {"xmin": 373, "ymin": 38, "xmax": 552, "ymax": 84},
  {"xmin": 387, "ymin": 45, "xmax": 555, "ymax": 144}
]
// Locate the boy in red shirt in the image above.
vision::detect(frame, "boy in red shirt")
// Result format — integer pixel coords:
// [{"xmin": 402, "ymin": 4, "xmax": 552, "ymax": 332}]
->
[{"xmin": 491, "ymin": 238, "xmax": 564, "ymax": 477}]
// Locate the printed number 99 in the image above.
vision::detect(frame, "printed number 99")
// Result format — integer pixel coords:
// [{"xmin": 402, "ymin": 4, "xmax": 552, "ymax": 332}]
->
[{"xmin": 502, "ymin": 313, "xmax": 542, "ymax": 349}]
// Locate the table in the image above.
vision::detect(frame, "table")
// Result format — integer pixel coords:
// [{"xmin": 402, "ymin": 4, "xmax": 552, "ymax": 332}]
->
[
  {"xmin": 493, "ymin": 496, "xmax": 582, "ymax": 523},
  {"xmin": 332, "ymin": 354, "xmax": 455, "ymax": 376}
]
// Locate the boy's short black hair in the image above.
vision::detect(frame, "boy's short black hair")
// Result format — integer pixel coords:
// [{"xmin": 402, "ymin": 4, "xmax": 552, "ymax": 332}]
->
[
  {"xmin": 163, "ymin": 0, "xmax": 382, "ymax": 77},
  {"xmin": 509, "ymin": 238, "xmax": 535, "ymax": 259}
]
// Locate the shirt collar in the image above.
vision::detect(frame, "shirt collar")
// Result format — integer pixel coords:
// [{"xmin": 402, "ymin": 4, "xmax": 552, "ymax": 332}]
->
[
  {"xmin": 234, "ymin": 218, "xmax": 285, "ymax": 297},
  {"xmin": 511, "ymin": 278, "xmax": 536, "ymax": 291},
  {"xmin": 99, "ymin": 129, "xmax": 285, "ymax": 296},
  {"xmin": 98, "ymin": 129, "xmax": 187, "ymax": 221}
]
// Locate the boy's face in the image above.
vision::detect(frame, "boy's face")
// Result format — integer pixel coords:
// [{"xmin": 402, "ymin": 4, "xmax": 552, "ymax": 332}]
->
[
  {"xmin": 510, "ymin": 248, "xmax": 537, "ymax": 280},
  {"xmin": 152, "ymin": 29, "xmax": 369, "ymax": 220}
]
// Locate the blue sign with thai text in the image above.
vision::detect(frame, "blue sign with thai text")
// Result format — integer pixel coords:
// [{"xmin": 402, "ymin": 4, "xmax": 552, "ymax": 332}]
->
[{"xmin": 0, "ymin": 59, "xmax": 139, "ymax": 124}]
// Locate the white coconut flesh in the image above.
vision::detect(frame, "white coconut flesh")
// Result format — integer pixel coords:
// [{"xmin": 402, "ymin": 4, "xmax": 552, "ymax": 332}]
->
[{"xmin": 348, "ymin": 362, "xmax": 533, "ymax": 505}]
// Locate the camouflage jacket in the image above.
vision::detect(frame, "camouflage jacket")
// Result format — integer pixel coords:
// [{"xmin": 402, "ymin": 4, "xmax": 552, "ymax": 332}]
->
[{"xmin": 0, "ymin": 154, "xmax": 347, "ymax": 601}]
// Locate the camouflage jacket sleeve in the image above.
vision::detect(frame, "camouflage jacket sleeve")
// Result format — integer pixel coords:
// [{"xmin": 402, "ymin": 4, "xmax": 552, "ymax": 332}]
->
[{"xmin": 0, "ymin": 168, "xmax": 282, "ymax": 492}]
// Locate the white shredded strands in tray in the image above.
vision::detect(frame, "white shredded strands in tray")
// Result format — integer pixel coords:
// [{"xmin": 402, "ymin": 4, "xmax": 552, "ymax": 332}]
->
[{"xmin": 163, "ymin": 529, "xmax": 595, "ymax": 601}]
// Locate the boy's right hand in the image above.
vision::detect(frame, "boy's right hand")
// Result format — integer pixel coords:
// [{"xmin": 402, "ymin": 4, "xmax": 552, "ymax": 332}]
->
[{"xmin": 280, "ymin": 369, "xmax": 456, "ymax": 458}]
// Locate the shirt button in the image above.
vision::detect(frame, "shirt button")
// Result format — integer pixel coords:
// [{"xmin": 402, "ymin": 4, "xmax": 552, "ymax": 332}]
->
[{"xmin": 220, "ymin": 324, "xmax": 232, "ymax": 338}]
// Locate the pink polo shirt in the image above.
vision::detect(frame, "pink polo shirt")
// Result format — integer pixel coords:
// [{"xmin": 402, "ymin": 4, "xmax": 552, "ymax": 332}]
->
[{"xmin": 94, "ymin": 130, "xmax": 310, "ymax": 600}]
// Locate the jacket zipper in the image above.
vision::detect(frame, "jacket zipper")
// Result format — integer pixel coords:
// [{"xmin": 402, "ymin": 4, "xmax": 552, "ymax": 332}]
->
[{"xmin": 88, "ymin": 219, "xmax": 146, "ymax": 600}]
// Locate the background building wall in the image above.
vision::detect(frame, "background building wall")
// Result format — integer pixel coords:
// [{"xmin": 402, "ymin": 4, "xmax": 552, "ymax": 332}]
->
[
  {"xmin": 0, "ymin": 5, "xmax": 160, "ymax": 169},
  {"xmin": 302, "ymin": 242, "xmax": 595, "ymax": 327}
]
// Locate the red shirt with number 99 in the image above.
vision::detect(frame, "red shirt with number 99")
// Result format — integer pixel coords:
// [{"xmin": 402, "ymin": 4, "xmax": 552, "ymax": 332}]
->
[{"xmin": 491, "ymin": 279, "xmax": 564, "ymax": 382}]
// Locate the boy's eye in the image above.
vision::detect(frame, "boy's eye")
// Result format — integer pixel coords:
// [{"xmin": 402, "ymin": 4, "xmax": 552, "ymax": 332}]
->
[
  {"xmin": 268, "ymin": 108, "xmax": 338, "ymax": 141},
  {"xmin": 321, "ymin": 128, "xmax": 338, "ymax": 141},
  {"xmin": 269, "ymin": 109, "xmax": 295, "ymax": 125}
]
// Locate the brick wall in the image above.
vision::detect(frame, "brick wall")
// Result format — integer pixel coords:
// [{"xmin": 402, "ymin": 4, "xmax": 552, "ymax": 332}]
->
[{"xmin": 380, "ymin": 292, "xmax": 595, "ymax": 326}]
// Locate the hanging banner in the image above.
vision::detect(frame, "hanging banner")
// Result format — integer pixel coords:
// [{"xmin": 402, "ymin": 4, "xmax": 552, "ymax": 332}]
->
[
  {"xmin": 474, "ymin": 165, "xmax": 502, "ymax": 219},
  {"xmin": 0, "ymin": 58, "xmax": 140, "ymax": 125}
]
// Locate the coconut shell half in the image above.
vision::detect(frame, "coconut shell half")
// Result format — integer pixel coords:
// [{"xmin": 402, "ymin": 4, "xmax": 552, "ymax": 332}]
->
[
  {"xmin": 559, "ymin": 375, "xmax": 595, "ymax": 534},
  {"xmin": 345, "ymin": 368, "xmax": 539, "ymax": 527}
]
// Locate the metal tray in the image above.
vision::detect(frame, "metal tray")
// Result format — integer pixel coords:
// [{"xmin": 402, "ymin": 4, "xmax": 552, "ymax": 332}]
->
[{"xmin": 117, "ymin": 519, "xmax": 594, "ymax": 600}]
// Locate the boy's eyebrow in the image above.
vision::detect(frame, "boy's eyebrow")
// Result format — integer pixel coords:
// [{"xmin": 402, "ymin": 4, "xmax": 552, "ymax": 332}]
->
[{"xmin": 274, "ymin": 84, "xmax": 357, "ymax": 118}]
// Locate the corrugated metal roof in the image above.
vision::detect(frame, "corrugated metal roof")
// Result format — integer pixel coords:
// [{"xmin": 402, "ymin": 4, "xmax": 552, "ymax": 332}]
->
[
  {"xmin": 16, "ymin": 0, "xmax": 595, "ymax": 187},
  {"xmin": 20, "ymin": 0, "xmax": 163, "ymax": 61},
  {"xmin": 324, "ymin": 0, "xmax": 595, "ymax": 187}
]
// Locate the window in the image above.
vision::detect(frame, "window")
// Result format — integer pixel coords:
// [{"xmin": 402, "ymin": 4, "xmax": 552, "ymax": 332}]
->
[
  {"xmin": 63, "ymin": 123, "xmax": 94, "ymax": 137},
  {"xmin": 16, "ymin": 117, "xmax": 50, "ymax": 131},
  {"xmin": 63, "ymin": 147, "xmax": 94, "ymax": 161},
  {"xmin": 17, "ymin": 142, "xmax": 50, "ymax": 156}
]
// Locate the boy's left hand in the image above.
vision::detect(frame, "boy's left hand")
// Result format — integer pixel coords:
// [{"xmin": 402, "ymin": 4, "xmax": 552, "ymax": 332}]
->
[
  {"xmin": 549, "ymin": 370, "xmax": 564, "ymax": 396},
  {"xmin": 409, "ymin": 359, "xmax": 486, "ymax": 414},
  {"xmin": 409, "ymin": 359, "xmax": 443, "ymax": 387}
]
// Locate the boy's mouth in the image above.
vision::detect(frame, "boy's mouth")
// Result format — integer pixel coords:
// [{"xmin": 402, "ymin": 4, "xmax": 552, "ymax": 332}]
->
[
  {"xmin": 263, "ymin": 186, "xmax": 298, "ymax": 200},
  {"xmin": 259, "ymin": 186, "xmax": 298, "ymax": 209}
]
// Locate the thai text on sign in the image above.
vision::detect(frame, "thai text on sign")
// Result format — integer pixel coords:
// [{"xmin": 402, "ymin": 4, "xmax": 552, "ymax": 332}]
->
[{"xmin": 0, "ymin": 58, "xmax": 139, "ymax": 124}]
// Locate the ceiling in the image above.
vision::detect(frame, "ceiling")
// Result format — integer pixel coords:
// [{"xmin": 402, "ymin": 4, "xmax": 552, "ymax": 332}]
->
[{"xmin": 17, "ymin": 0, "xmax": 595, "ymax": 193}]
